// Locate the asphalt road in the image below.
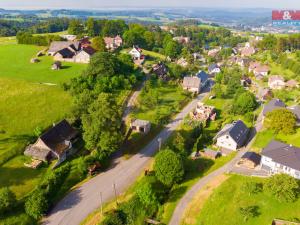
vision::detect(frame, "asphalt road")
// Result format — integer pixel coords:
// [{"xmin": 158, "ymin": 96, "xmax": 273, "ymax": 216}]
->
[
  {"xmin": 168, "ymin": 110, "xmax": 264, "ymax": 225},
  {"xmin": 42, "ymin": 92, "xmax": 208, "ymax": 225}
]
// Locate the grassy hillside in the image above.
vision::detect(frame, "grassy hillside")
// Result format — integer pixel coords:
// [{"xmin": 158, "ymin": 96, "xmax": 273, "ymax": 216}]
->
[
  {"xmin": 194, "ymin": 175, "xmax": 300, "ymax": 225},
  {"xmin": 0, "ymin": 43, "xmax": 85, "ymax": 199}
]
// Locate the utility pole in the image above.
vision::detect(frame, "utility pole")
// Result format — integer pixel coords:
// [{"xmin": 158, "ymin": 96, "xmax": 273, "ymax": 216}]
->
[
  {"xmin": 100, "ymin": 192, "xmax": 103, "ymax": 217},
  {"xmin": 113, "ymin": 182, "xmax": 118, "ymax": 207},
  {"xmin": 158, "ymin": 138, "xmax": 162, "ymax": 151}
]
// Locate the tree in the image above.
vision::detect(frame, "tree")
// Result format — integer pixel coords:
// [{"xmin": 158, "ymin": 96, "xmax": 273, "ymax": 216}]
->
[
  {"xmin": 102, "ymin": 210, "xmax": 126, "ymax": 225},
  {"xmin": 153, "ymin": 149, "xmax": 184, "ymax": 187},
  {"xmin": 68, "ymin": 19, "xmax": 84, "ymax": 35},
  {"xmin": 0, "ymin": 187, "xmax": 16, "ymax": 215},
  {"xmin": 91, "ymin": 36, "xmax": 106, "ymax": 52},
  {"xmin": 241, "ymin": 181, "xmax": 262, "ymax": 196},
  {"xmin": 264, "ymin": 108, "xmax": 296, "ymax": 134},
  {"xmin": 136, "ymin": 179, "xmax": 159, "ymax": 212},
  {"xmin": 232, "ymin": 91, "xmax": 257, "ymax": 115},
  {"xmin": 264, "ymin": 174, "xmax": 299, "ymax": 202},
  {"xmin": 25, "ymin": 189, "xmax": 48, "ymax": 219},
  {"xmin": 86, "ymin": 17, "xmax": 96, "ymax": 37},
  {"xmin": 164, "ymin": 40, "xmax": 180, "ymax": 58},
  {"xmin": 81, "ymin": 93, "xmax": 122, "ymax": 154}
]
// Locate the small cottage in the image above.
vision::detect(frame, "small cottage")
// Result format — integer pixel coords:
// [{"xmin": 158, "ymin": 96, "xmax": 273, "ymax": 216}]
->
[
  {"xmin": 129, "ymin": 46, "xmax": 143, "ymax": 60},
  {"xmin": 236, "ymin": 152, "xmax": 261, "ymax": 169},
  {"xmin": 24, "ymin": 120, "xmax": 78, "ymax": 167},
  {"xmin": 130, "ymin": 119, "xmax": 151, "ymax": 134},
  {"xmin": 104, "ymin": 35, "xmax": 123, "ymax": 50},
  {"xmin": 208, "ymin": 64, "xmax": 221, "ymax": 74}
]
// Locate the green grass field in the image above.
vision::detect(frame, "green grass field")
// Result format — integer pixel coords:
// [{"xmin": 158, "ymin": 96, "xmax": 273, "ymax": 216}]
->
[
  {"xmin": 0, "ymin": 43, "xmax": 85, "ymax": 199},
  {"xmin": 194, "ymin": 175, "xmax": 300, "ymax": 225}
]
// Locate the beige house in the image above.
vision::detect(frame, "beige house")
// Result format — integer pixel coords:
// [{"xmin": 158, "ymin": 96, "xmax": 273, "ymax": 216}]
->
[
  {"xmin": 130, "ymin": 119, "xmax": 151, "ymax": 134},
  {"xmin": 183, "ymin": 76, "xmax": 201, "ymax": 93},
  {"xmin": 268, "ymin": 75, "xmax": 285, "ymax": 89},
  {"xmin": 104, "ymin": 35, "xmax": 123, "ymax": 50}
]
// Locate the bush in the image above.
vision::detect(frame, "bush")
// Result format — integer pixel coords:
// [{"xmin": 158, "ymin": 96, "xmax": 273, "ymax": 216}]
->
[
  {"xmin": 264, "ymin": 174, "xmax": 299, "ymax": 202},
  {"xmin": 241, "ymin": 181, "xmax": 262, "ymax": 195},
  {"xmin": 0, "ymin": 187, "xmax": 16, "ymax": 215},
  {"xmin": 239, "ymin": 205, "xmax": 259, "ymax": 221},
  {"xmin": 153, "ymin": 149, "xmax": 184, "ymax": 187},
  {"xmin": 101, "ymin": 210, "xmax": 126, "ymax": 225},
  {"xmin": 25, "ymin": 189, "xmax": 48, "ymax": 219}
]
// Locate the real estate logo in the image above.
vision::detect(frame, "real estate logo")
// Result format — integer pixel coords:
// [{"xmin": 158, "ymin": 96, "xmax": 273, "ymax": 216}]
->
[{"xmin": 272, "ymin": 10, "xmax": 300, "ymax": 26}]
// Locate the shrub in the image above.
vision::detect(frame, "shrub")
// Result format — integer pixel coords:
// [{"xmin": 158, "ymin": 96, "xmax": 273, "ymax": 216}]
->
[
  {"xmin": 101, "ymin": 210, "xmax": 126, "ymax": 225},
  {"xmin": 241, "ymin": 181, "xmax": 262, "ymax": 195},
  {"xmin": 153, "ymin": 149, "xmax": 184, "ymax": 187},
  {"xmin": 239, "ymin": 205, "xmax": 259, "ymax": 221},
  {"xmin": 264, "ymin": 174, "xmax": 299, "ymax": 202},
  {"xmin": 0, "ymin": 187, "xmax": 16, "ymax": 215},
  {"xmin": 25, "ymin": 189, "xmax": 48, "ymax": 219}
]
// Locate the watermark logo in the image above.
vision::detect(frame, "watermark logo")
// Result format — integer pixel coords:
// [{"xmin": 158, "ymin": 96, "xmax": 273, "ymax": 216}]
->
[{"xmin": 272, "ymin": 10, "xmax": 300, "ymax": 26}]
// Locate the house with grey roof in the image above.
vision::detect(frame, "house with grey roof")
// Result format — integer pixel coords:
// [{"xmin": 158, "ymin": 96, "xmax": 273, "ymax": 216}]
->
[
  {"xmin": 130, "ymin": 119, "xmax": 151, "ymax": 134},
  {"xmin": 183, "ymin": 71, "xmax": 209, "ymax": 94},
  {"xmin": 48, "ymin": 41, "xmax": 80, "ymax": 56},
  {"xmin": 24, "ymin": 120, "xmax": 78, "ymax": 167},
  {"xmin": 214, "ymin": 120, "xmax": 249, "ymax": 151},
  {"xmin": 260, "ymin": 140, "xmax": 300, "ymax": 179},
  {"xmin": 208, "ymin": 63, "xmax": 221, "ymax": 74}
]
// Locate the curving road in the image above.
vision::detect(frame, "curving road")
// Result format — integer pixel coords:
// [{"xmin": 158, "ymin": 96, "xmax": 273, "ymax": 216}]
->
[
  {"xmin": 42, "ymin": 91, "xmax": 209, "ymax": 225},
  {"xmin": 168, "ymin": 110, "xmax": 264, "ymax": 225}
]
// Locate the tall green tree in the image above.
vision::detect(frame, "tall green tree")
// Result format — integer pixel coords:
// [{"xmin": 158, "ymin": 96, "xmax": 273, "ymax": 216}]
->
[
  {"xmin": 81, "ymin": 93, "xmax": 122, "ymax": 154},
  {"xmin": 86, "ymin": 17, "xmax": 96, "ymax": 37},
  {"xmin": 0, "ymin": 187, "xmax": 16, "ymax": 215},
  {"xmin": 91, "ymin": 36, "xmax": 106, "ymax": 51}
]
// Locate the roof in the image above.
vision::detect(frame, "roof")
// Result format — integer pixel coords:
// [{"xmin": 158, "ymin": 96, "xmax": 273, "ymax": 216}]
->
[
  {"xmin": 262, "ymin": 98, "xmax": 286, "ymax": 116},
  {"xmin": 255, "ymin": 65, "xmax": 269, "ymax": 73},
  {"xmin": 131, "ymin": 119, "xmax": 150, "ymax": 127},
  {"xmin": 215, "ymin": 120, "xmax": 249, "ymax": 147},
  {"xmin": 39, "ymin": 119, "xmax": 78, "ymax": 155},
  {"xmin": 241, "ymin": 152, "xmax": 261, "ymax": 164},
  {"xmin": 288, "ymin": 106, "xmax": 300, "ymax": 120},
  {"xmin": 49, "ymin": 41, "xmax": 79, "ymax": 53},
  {"xmin": 82, "ymin": 46, "xmax": 96, "ymax": 56},
  {"xmin": 104, "ymin": 37, "xmax": 114, "ymax": 45},
  {"xmin": 241, "ymin": 47, "xmax": 255, "ymax": 56},
  {"xmin": 183, "ymin": 76, "xmax": 201, "ymax": 89},
  {"xmin": 56, "ymin": 48, "xmax": 75, "ymax": 58},
  {"xmin": 196, "ymin": 71, "xmax": 209, "ymax": 83},
  {"xmin": 24, "ymin": 145, "xmax": 51, "ymax": 161},
  {"xmin": 269, "ymin": 75, "xmax": 285, "ymax": 83},
  {"xmin": 262, "ymin": 140, "xmax": 300, "ymax": 171},
  {"xmin": 208, "ymin": 64, "xmax": 219, "ymax": 72},
  {"xmin": 286, "ymin": 79, "xmax": 299, "ymax": 87},
  {"xmin": 152, "ymin": 63, "xmax": 168, "ymax": 76}
]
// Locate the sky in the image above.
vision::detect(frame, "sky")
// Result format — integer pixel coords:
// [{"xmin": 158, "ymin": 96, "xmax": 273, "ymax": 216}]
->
[{"xmin": 0, "ymin": 0, "xmax": 300, "ymax": 10}]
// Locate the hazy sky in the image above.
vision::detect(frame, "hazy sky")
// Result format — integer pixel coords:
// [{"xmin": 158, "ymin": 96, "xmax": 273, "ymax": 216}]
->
[{"xmin": 0, "ymin": 0, "xmax": 300, "ymax": 10}]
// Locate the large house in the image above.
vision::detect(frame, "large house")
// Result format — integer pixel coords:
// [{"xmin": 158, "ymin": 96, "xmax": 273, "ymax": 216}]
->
[
  {"xmin": 260, "ymin": 140, "xmax": 300, "ymax": 179},
  {"xmin": 24, "ymin": 120, "xmax": 79, "ymax": 167},
  {"xmin": 214, "ymin": 120, "xmax": 249, "ymax": 151},
  {"xmin": 240, "ymin": 46, "xmax": 256, "ymax": 57},
  {"xmin": 249, "ymin": 61, "xmax": 269, "ymax": 78},
  {"xmin": 268, "ymin": 75, "xmax": 285, "ymax": 90},
  {"xmin": 104, "ymin": 35, "xmax": 123, "ymax": 50},
  {"xmin": 48, "ymin": 41, "xmax": 96, "ymax": 64}
]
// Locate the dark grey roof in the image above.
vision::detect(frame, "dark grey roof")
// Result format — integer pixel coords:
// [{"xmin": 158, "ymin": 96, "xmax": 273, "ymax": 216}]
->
[
  {"xmin": 215, "ymin": 120, "xmax": 249, "ymax": 147},
  {"xmin": 56, "ymin": 48, "xmax": 75, "ymax": 58},
  {"xmin": 262, "ymin": 98, "xmax": 286, "ymax": 116},
  {"xmin": 40, "ymin": 119, "xmax": 78, "ymax": 155},
  {"xmin": 262, "ymin": 140, "xmax": 300, "ymax": 171},
  {"xmin": 208, "ymin": 64, "xmax": 219, "ymax": 72},
  {"xmin": 49, "ymin": 41, "xmax": 80, "ymax": 53},
  {"xmin": 242, "ymin": 152, "xmax": 261, "ymax": 164},
  {"xmin": 196, "ymin": 71, "xmax": 209, "ymax": 83}
]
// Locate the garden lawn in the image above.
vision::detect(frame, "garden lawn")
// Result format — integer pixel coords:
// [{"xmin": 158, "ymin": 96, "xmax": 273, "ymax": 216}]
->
[
  {"xmin": 194, "ymin": 175, "xmax": 300, "ymax": 225},
  {"xmin": 0, "ymin": 44, "xmax": 86, "ymax": 83}
]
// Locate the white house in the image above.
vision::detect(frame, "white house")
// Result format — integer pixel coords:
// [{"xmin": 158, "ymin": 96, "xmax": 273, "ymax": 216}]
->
[
  {"xmin": 261, "ymin": 140, "xmax": 300, "ymax": 179},
  {"xmin": 129, "ymin": 46, "xmax": 143, "ymax": 59},
  {"xmin": 214, "ymin": 120, "xmax": 249, "ymax": 151}
]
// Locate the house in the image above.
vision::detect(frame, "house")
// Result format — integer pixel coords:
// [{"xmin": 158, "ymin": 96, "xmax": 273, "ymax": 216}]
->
[
  {"xmin": 196, "ymin": 70, "xmax": 209, "ymax": 87},
  {"xmin": 214, "ymin": 120, "xmax": 249, "ymax": 151},
  {"xmin": 190, "ymin": 102, "xmax": 216, "ymax": 122},
  {"xmin": 286, "ymin": 79, "xmax": 299, "ymax": 89},
  {"xmin": 54, "ymin": 48, "xmax": 76, "ymax": 61},
  {"xmin": 262, "ymin": 98, "xmax": 286, "ymax": 116},
  {"xmin": 260, "ymin": 140, "xmax": 300, "ymax": 179},
  {"xmin": 207, "ymin": 48, "xmax": 221, "ymax": 57},
  {"xmin": 249, "ymin": 62, "xmax": 269, "ymax": 78},
  {"xmin": 288, "ymin": 106, "xmax": 300, "ymax": 125},
  {"xmin": 129, "ymin": 46, "xmax": 143, "ymax": 60},
  {"xmin": 183, "ymin": 76, "xmax": 201, "ymax": 93},
  {"xmin": 236, "ymin": 152, "xmax": 261, "ymax": 169},
  {"xmin": 208, "ymin": 64, "xmax": 221, "ymax": 74},
  {"xmin": 130, "ymin": 119, "xmax": 151, "ymax": 134},
  {"xmin": 240, "ymin": 46, "xmax": 256, "ymax": 57},
  {"xmin": 200, "ymin": 149, "xmax": 221, "ymax": 159},
  {"xmin": 24, "ymin": 120, "xmax": 78, "ymax": 167},
  {"xmin": 258, "ymin": 88, "xmax": 273, "ymax": 101},
  {"xmin": 48, "ymin": 41, "xmax": 80, "ymax": 56},
  {"xmin": 152, "ymin": 62, "xmax": 168, "ymax": 79},
  {"xmin": 74, "ymin": 46, "xmax": 96, "ymax": 63},
  {"xmin": 104, "ymin": 35, "xmax": 123, "ymax": 50},
  {"xmin": 192, "ymin": 53, "xmax": 206, "ymax": 63},
  {"xmin": 236, "ymin": 58, "xmax": 251, "ymax": 68},
  {"xmin": 79, "ymin": 37, "xmax": 91, "ymax": 48},
  {"xmin": 173, "ymin": 36, "xmax": 190, "ymax": 44},
  {"xmin": 52, "ymin": 61, "xmax": 62, "ymax": 70},
  {"xmin": 240, "ymin": 75, "xmax": 252, "ymax": 87},
  {"xmin": 268, "ymin": 75, "xmax": 285, "ymax": 90},
  {"xmin": 177, "ymin": 57, "xmax": 188, "ymax": 67}
]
